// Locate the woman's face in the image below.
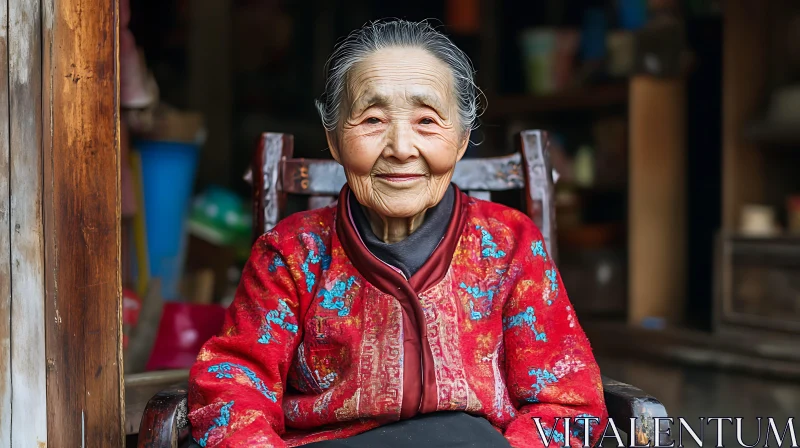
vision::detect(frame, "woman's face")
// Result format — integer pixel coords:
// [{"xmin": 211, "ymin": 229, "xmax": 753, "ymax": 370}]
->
[{"xmin": 327, "ymin": 47, "xmax": 469, "ymax": 219}]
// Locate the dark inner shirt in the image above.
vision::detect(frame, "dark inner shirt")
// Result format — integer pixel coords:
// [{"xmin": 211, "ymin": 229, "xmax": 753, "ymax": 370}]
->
[{"xmin": 349, "ymin": 184, "xmax": 455, "ymax": 279}]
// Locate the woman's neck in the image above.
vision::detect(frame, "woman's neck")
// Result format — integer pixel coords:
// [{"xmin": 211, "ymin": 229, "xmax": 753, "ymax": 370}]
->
[{"xmin": 365, "ymin": 207, "xmax": 427, "ymax": 244}]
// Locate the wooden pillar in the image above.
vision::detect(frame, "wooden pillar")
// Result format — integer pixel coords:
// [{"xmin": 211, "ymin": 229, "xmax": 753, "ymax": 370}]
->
[
  {"xmin": 1, "ymin": 0, "xmax": 122, "ymax": 445},
  {"xmin": 721, "ymin": 0, "xmax": 769, "ymax": 231},
  {"xmin": 42, "ymin": 0, "xmax": 124, "ymax": 446},
  {"xmin": 0, "ymin": 0, "xmax": 10, "ymax": 442},
  {"xmin": 5, "ymin": 0, "xmax": 49, "ymax": 444},
  {"xmin": 628, "ymin": 77, "xmax": 687, "ymax": 326}
]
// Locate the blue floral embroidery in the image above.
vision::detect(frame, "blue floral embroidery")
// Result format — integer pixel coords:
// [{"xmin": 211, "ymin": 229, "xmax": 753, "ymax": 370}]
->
[
  {"xmin": 544, "ymin": 269, "xmax": 558, "ymax": 305},
  {"xmin": 315, "ymin": 370, "xmax": 338, "ymax": 389},
  {"xmin": 468, "ymin": 301, "xmax": 485, "ymax": 320},
  {"xmin": 207, "ymin": 363, "xmax": 277, "ymax": 402},
  {"xmin": 286, "ymin": 401, "xmax": 302, "ymax": 421},
  {"xmin": 541, "ymin": 426, "xmax": 566, "ymax": 445},
  {"xmin": 461, "ymin": 283, "xmax": 495, "ymax": 302},
  {"xmin": 502, "ymin": 306, "xmax": 547, "ymax": 342},
  {"xmin": 572, "ymin": 413, "xmax": 600, "ymax": 439},
  {"xmin": 476, "ymin": 225, "xmax": 506, "ymax": 258},
  {"xmin": 545, "ymin": 269, "xmax": 557, "ymax": 289},
  {"xmin": 318, "ymin": 276, "xmax": 357, "ymax": 316},
  {"xmin": 258, "ymin": 299, "xmax": 298, "ymax": 344},
  {"xmin": 313, "ymin": 391, "xmax": 333, "ymax": 416},
  {"xmin": 195, "ymin": 400, "xmax": 234, "ymax": 447},
  {"xmin": 268, "ymin": 254, "xmax": 286, "ymax": 273},
  {"xmin": 507, "ymin": 405, "xmax": 517, "ymax": 419},
  {"xmin": 461, "ymin": 282, "xmax": 496, "ymax": 320},
  {"xmin": 527, "ymin": 368, "xmax": 559, "ymax": 402},
  {"xmin": 531, "ymin": 240, "xmax": 547, "ymax": 260},
  {"xmin": 300, "ymin": 233, "xmax": 332, "ymax": 292}
]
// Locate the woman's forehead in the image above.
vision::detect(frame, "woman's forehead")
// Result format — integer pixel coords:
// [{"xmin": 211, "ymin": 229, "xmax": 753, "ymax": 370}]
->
[{"xmin": 347, "ymin": 47, "xmax": 454, "ymax": 111}]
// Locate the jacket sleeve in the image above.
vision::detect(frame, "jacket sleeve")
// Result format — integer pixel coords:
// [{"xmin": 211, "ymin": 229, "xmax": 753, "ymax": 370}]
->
[
  {"xmin": 502, "ymin": 226, "xmax": 608, "ymax": 448},
  {"xmin": 188, "ymin": 234, "xmax": 302, "ymax": 447}
]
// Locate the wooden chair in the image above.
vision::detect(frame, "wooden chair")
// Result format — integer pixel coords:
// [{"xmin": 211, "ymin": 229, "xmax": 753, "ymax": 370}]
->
[
  {"xmin": 136, "ymin": 130, "xmax": 669, "ymax": 448},
  {"xmin": 247, "ymin": 130, "xmax": 557, "ymax": 256}
]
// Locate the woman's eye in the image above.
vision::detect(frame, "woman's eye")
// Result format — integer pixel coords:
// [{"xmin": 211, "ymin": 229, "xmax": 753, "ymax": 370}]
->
[
  {"xmin": 365, "ymin": 117, "xmax": 381, "ymax": 125},
  {"xmin": 420, "ymin": 118, "xmax": 435, "ymax": 125}
]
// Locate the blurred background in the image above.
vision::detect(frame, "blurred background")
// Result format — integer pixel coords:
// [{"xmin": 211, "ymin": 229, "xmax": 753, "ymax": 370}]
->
[{"xmin": 120, "ymin": 0, "xmax": 800, "ymax": 445}]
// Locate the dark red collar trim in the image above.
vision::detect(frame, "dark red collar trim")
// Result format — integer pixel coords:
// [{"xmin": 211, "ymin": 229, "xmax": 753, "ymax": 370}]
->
[{"xmin": 335, "ymin": 183, "xmax": 467, "ymax": 296}]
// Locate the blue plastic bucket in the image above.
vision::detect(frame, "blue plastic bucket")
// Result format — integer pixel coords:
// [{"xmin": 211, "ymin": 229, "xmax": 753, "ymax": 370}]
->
[{"xmin": 135, "ymin": 140, "xmax": 200, "ymax": 301}]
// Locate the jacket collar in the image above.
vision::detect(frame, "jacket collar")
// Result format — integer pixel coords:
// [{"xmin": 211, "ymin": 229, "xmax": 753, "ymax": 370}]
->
[{"xmin": 335, "ymin": 183, "xmax": 467, "ymax": 295}]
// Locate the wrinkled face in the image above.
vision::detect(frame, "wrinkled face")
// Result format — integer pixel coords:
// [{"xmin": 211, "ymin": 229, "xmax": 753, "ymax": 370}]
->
[{"xmin": 327, "ymin": 47, "xmax": 469, "ymax": 219}]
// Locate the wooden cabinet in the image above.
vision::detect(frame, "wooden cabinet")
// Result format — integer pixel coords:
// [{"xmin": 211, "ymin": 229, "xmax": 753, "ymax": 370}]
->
[
  {"xmin": 715, "ymin": 235, "xmax": 800, "ymax": 337},
  {"xmin": 717, "ymin": 0, "xmax": 800, "ymax": 340}
]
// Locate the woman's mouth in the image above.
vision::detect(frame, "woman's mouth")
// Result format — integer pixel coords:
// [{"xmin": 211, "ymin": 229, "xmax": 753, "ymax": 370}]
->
[{"xmin": 376, "ymin": 173, "xmax": 424, "ymax": 182}]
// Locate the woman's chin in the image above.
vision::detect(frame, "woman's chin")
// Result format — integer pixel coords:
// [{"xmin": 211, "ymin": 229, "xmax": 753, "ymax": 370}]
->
[{"xmin": 376, "ymin": 205, "xmax": 426, "ymax": 219}]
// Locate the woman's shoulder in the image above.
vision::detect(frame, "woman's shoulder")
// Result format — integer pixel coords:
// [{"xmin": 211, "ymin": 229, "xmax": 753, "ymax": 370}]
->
[
  {"xmin": 462, "ymin": 195, "xmax": 542, "ymax": 238},
  {"xmin": 256, "ymin": 203, "xmax": 338, "ymax": 250}
]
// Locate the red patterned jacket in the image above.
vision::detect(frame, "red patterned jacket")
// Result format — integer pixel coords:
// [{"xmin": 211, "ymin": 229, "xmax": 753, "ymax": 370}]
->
[{"xmin": 188, "ymin": 185, "xmax": 608, "ymax": 447}]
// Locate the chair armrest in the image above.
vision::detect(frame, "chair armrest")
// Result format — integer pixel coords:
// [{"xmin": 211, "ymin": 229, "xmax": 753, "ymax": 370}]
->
[
  {"xmin": 125, "ymin": 370, "xmax": 190, "ymax": 435},
  {"xmin": 137, "ymin": 384, "xmax": 194, "ymax": 448},
  {"xmin": 602, "ymin": 376, "xmax": 670, "ymax": 446}
]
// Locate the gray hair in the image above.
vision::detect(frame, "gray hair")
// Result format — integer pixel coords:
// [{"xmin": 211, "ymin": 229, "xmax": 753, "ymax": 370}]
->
[{"xmin": 315, "ymin": 19, "xmax": 482, "ymax": 134}]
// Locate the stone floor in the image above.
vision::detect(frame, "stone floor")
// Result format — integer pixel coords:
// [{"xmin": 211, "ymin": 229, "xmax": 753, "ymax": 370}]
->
[{"xmin": 597, "ymin": 356, "xmax": 800, "ymax": 447}]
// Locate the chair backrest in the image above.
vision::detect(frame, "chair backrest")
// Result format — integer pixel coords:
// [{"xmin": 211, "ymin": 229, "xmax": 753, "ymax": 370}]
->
[{"xmin": 246, "ymin": 130, "xmax": 557, "ymax": 259}]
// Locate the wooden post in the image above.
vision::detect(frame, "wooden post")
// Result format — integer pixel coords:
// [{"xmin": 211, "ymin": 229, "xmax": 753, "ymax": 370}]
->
[
  {"xmin": 42, "ymin": 0, "xmax": 123, "ymax": 445},
  {"xmin": 721, "ymin": 0, "xmax": 769, "ymax": 231},
  {"xmin": 7, "ymin": 0, "xmax": 48, "ymax": 444},
  {"xmin": 628, "ymin": 77, "xmax": 687, "ymax": 326},
  {"xmin": 0, "ymin": 0, "xmax": 12, "ymax": 444}
]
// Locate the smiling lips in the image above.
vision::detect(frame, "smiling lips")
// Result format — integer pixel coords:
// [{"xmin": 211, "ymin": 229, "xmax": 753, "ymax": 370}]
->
[{"xmin": 376, "ymin": 173, "xmax": 425, "ymax": 182}]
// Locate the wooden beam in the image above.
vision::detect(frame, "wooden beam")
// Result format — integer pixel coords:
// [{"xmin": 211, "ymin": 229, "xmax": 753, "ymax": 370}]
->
[
  {"xmin": 0, "ymin": 0, "xmax": 11, "ymax": 443},
  {"xmin": 8, "ymin": 0, "xmax": 48, "ymax": 444},
  {"xmin": 628, "ymin": 77, "xmax": 687, "ymax": 326},
  {"xmin": 722, "ymin": 0, "xmax": 769, "ymax": 231},
  {"xmin": 42, "ymin": 0, "xmax": 124, "ymax": 445}
]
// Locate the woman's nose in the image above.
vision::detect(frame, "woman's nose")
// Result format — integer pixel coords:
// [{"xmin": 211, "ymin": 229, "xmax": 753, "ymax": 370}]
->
[{"xmin": 382, "ymin": 122, "xmax": 419, "ymax": 161}]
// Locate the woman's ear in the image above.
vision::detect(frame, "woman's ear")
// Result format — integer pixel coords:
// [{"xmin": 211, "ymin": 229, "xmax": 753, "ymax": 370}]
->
[
  {"xmin": 456, "ymin": 130, "xmax": 471, "ymax": 162},
  {"xmin": 325, "ymin": 130, "xmax": 341, "ymax": 163}
]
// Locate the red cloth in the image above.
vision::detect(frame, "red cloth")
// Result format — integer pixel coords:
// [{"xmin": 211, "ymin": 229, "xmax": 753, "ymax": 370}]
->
[
  {"xmin": 188, "ymin": 187, "xmax": 608, "ymax": 447},
  {"xmin": 146, "ymin": 303, "xmax": 227, "ymax": 371}
]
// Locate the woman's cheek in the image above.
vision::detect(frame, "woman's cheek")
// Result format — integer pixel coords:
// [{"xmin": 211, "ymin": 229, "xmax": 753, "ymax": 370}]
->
[
  {"xmin": 420, "ymin": 140, "xmax": 461, "ymax": 175},
  {"xmin": 341, "ymin": 134, "xmax": 381, "ymax": 175}
]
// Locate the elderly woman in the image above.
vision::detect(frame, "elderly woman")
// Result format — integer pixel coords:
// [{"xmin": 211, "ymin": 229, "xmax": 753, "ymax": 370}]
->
[{"xmin": 188, "ymin": 20, "xmax": 607, "ymax": 448}]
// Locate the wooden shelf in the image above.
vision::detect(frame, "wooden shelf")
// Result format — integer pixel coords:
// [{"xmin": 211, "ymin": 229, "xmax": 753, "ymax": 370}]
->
[
  {"xmin": 482, "ymin": 84, "xmax": 629, "ymax": 120},
  {"xmin": 725, "ymin": 232, "xmax": 800, "ymax": 243},
  {"xmin": 746, "ymin": 120, "xmax": 800, "ymax": 146}
]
